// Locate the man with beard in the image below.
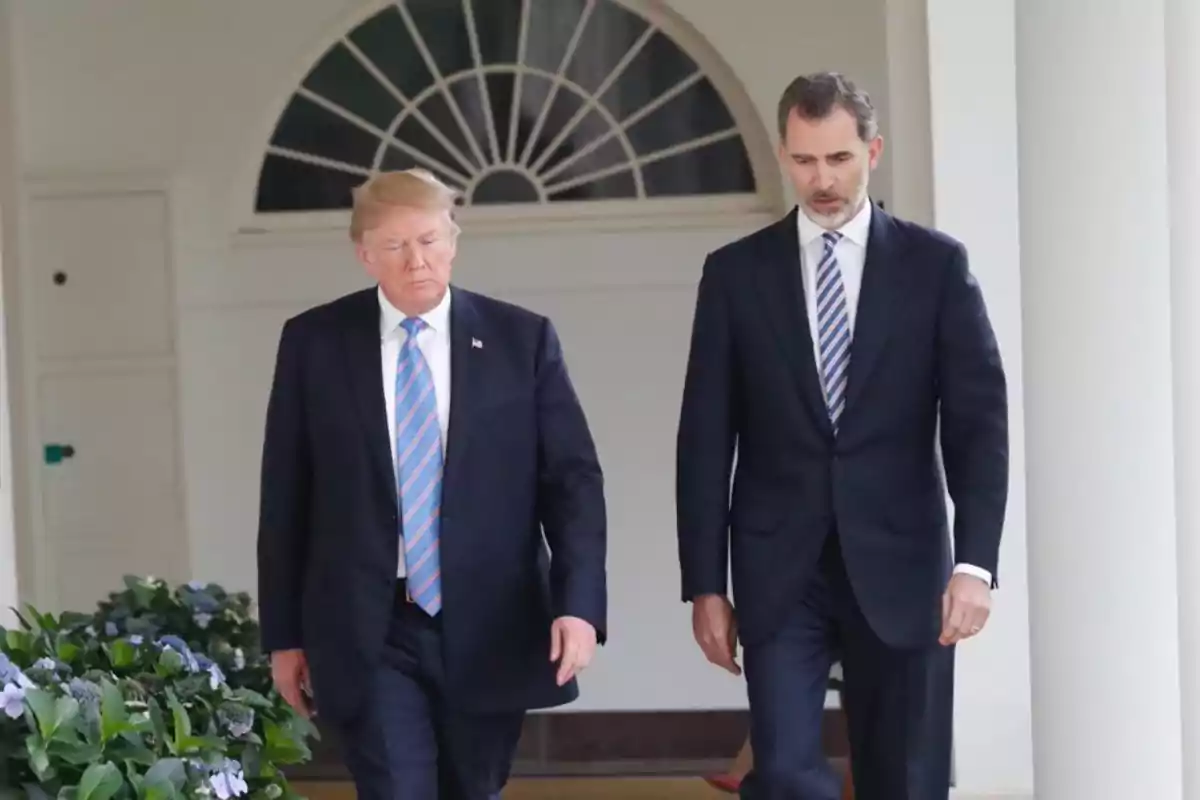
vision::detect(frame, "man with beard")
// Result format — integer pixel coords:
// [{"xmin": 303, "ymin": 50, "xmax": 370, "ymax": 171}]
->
[{"xmin": 675, "ymin": 72, "xmax": 1008, "ymax": 799}]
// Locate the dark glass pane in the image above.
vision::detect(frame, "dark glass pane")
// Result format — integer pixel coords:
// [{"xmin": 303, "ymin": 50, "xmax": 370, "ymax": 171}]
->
[
  {"xmin": 624, "ymin": 77, "xmax": 736, "ymax": 157},
  {"xmin": 562, "ymin": 0, "xmax": 648, "ymax": 95},
  {"xmin": 393, "ymin": 115, "xmax": 473, "ymax": 186},
  {"xmin": 485, "ymin": 73, "xmax": 516, "ymax": 159},
  {"xmin": 538, "ymin": 109, "xmax": 626, "ymax": 179},
  {"xmin": 254, "ymin": 155, "xmax": 362, "ymax": 212},
  {"xmin": 641, "ymin": 136, "xmax": 756, "ymax": 197},
  {"xmin": 301, "ymin": 42, "xmax": 401, "ymax": 131},
  {"xmin": 524, "ymin": 0, "xmax": 589, "ymax": 75},
  {"xmin": 269, "ymin": 94, "xmax": 381, "ymax": 168},
  {"xmin": 508, "ymin": 74, "xmax": 554, "ymax": 162},
  {"xmin": 523, "ymin": 83, "xmax": 587, "ymax": 166},
  {"xmin": 347, "ymin": 6, "xmax": 433, "ymax": 99},
  {"xmin": 379, "ymin": 145, "xmax": 466, "ymax": 191},
  {"xmin": 413, "ymin": 92, "xmax": 484, "ymax": 172},
  {"xmin": 472, "ymin": 170, "xmax": 542, "ymax": 204},
  {"xmin": 597, "ymin": 30, "xmax": 698, "ymax": 123},
  {"xmin": 468, "ymin": 0, "xmax": 523, "ymax": 66},
  {"xmin": 547, "ymin": 168, "xmax": 636, "ymax": 201},
  {"xmin": 446, "ymin": 76, "xmax": 495, "ymax": 162},
  {"xmin": 404, "ymin": 0, "xmax": 473, "ymax": 77},
  {"xmin": 380, "ymin": 147, "xmax": 419, "ymax": 172}
]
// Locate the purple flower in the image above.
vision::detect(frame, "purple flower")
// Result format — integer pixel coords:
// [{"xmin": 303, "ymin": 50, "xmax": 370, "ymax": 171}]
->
[
  {"xmin": 0, "ymin": 682, "xmax": 25, "ymax": 719},
  {"xmin": 208, "ymin": 759, "xmax": 248, "ymax": 799}
]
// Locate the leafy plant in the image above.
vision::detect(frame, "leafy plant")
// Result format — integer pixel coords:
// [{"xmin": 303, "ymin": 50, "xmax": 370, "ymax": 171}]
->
[{"xmin": 0, "ymin": 577, "xmax": 317, "ymax": 800}]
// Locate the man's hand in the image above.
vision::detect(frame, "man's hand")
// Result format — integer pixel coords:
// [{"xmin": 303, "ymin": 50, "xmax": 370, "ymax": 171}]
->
[
  {"xmin": 940, "ymin": 573, "xmax": 992, "ymax": 645},
  {"xmin": 550, "ymin": 616, "xmax": 597, "ymax": 686},
  {"xmin": 271, "ymin": 649, "xmax": 314, "ymax": 717},
  {"xmin": 692, "ymin": 594, "xmax": 740, "ymax": 675}
]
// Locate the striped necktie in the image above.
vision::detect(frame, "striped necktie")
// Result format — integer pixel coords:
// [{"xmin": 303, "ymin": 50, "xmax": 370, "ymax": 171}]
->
[
  {"xmin": 395, "ymin": 317, "xmax": 442, "ymax": 615},
  {"xmin": 816, "ymin": 231, "xmax": 851, "ymax": 431}
]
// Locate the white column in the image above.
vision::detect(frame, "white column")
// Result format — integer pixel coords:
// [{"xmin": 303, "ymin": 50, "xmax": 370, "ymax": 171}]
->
[
  {"xmin": 1168, "ymin": 0, "xmax": 1200, "ymax": 795},
  {"xmin": 1017, "ymin": 2, "xmax": 1183, "ymax": 798},
  {"xmin": 923, "ymin": 1, "xmax": 1033, "ymax": 796},
  {"xmin": 0, "ymin": 0, "xmax": 18, "ymax": 627}
]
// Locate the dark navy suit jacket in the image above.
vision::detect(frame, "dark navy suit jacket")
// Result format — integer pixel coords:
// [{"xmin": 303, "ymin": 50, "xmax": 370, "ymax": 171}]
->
[
  {"xmin": 676, "ymin": 205, "xmax": 1008, "ymax": 649},
  {"xmin": 257, "ymin": 285, "xmax": 607, "ymax": 722}
]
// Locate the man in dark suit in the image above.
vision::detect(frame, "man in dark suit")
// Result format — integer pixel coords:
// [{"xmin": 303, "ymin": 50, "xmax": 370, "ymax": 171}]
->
[
  {"xmin": 257, "ymin": 168, "xmax": 607, "ymax": 800},
  {"xmin": 676, "ymin": 72, "xmax": 1008, "ymax": 799}
]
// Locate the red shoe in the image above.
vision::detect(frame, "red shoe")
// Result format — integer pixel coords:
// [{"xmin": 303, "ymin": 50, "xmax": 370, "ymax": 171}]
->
[{"xmin": 703, "ymin": 774, "xmax": 742, "ymax": 793}]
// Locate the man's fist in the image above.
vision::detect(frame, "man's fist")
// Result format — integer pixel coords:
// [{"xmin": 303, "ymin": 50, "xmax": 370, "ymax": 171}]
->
[
  {"xmin": 692, "ymin": 594, "xmax": 740, "ymax": 675},
  {"xmin": 271, "ymin": 649, "xmax": 314, "ymax": 717}
]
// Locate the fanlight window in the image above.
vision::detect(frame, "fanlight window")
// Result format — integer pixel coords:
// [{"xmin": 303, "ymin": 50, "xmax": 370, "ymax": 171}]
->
[{"xmin": 254, "ymin": 0, "xmax": 758, "ymax": 212}]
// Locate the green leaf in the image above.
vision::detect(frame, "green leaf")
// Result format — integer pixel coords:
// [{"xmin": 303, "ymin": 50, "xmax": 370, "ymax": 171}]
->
[
  {"xmin": 24, "ymin": 687, "xmax": 71, "ymax": 742},
  {"xmin": 26, "ymin": 734, "xmax": 53, "ymax": 781},
  {"xmin": 100, "ymin": 680, "xmax": 132, "ymax": 743},
  {"xmin": 45, "ymin": 738, "xmax": 105, "ymax": 765},
  {"xmin": 164, "ymin": 690, "xmax": 190, "ymax": 753},
  {"xmin": 106, "ymin": 640, "xmax": 135, "ymax": 668},
  {"xmin": 261, "ymin": 718, "xmax": 310, "ymax": 764},
  {"xmin": 155, "ymin": 649, "xmax": 184, "ymax": 677},
  {"xmin": 6, "ymin": 627, "xmax": 33, "ymax": 654},
  {"xmin": 142, "ymin": 758, "xmax": 185, "ymax": 800},
  {"xmin": 15, "ymin": 605, "xmax": 38, "ymax": 631},
  {"xmin": 229, "ymin": 688, "xmax": 272, "ymax": 709},
  {"xmin": 56, "ymin": 787, "xmax": 77, "ymax": 800},
  {"xmin": 56, "ymin": 640, "xmax": 82, "ymax": 664},
  {"xmin": 77, "ymin": 762, "xmax": 124, "ymax": 800}
]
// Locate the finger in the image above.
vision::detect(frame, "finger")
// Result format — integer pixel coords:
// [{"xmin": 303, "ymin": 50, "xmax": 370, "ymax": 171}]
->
[
  {"xmin": 557, "ymin": 640, "xmax": 579, "ymax": 685},
  {"xmin": 706, "ymin": 641, "xmax": 739, "ymax": 675},
  {"xmin": 550, "ymin": 623, "xmax": 563, "ymax": 662},
  {"xmin": 941, "ymin": 598, "xmax": 966, "ymax": 644},
  {"xmin": 961, "ymin": 607, "xmax": 988, "ymax": 639}
]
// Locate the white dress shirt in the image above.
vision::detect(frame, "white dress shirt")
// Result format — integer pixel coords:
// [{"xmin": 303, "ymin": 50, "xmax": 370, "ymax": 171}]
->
[
  {"xmin": 796, "ymin": 203, "xmax": 992, "ymax": 586},
  {"xmin": 379, "ymin": 286, "xmax": 452, "ymax": 577}
]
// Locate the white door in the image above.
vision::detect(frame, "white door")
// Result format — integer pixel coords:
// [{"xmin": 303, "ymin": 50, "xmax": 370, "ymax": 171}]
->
[
  {"xmin": 24, "ymin": 187, "xmax": 188, "ymax": 613},
  {"xmin": 38, "ymin": 367, "xmax": 188, "ymax": 613}
]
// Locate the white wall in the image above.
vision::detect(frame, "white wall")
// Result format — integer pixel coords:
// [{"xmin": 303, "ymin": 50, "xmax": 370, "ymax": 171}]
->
[
  {"xmin": 925, "ymin": 2, "xmax": 1032, "ymax": 795},
  {"xmin": 0, "ymin": 0, "xmax": 19, "ymax": 628},
  {"xmin": 2, "ymin": 5, "xmax": 1038, "ymax": 795}
]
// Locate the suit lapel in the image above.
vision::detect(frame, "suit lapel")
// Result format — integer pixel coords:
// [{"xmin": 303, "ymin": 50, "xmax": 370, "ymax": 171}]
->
[
  {"xmin": 443, "ymin": 286, "xmax": 479, "ymax": 499},
  {"xmin": 340, "ymin": 288, "xmax": 398, "ymax": 508},
  {"xmin": 756, "ymin": 208, "xmax": 834, "ymax": 435},
  {"xmin": 843, "ymin": 206, "xmax": 902, "ymax": 416}
]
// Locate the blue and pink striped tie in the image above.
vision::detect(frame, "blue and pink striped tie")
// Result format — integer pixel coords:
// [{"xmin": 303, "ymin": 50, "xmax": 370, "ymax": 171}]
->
[{"xmin": 395, "ymin": 317, "xmax": 442, "ymax": 615}]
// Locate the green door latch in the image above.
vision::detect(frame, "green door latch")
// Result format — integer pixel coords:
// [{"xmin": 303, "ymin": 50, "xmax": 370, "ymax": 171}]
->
[{"xmin": 44, "ymin": 444, "xmax": 75, "ymax": 464}]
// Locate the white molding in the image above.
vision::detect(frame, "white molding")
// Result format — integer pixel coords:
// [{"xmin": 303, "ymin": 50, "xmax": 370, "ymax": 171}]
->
[
  {"xmin": 232, "ymin": 194, "xmax": 778, "ymax": 247},
  {"xmin": 226, "ymin": 0, "xmax": 785, "ymax": 235},
  {"xmin": 22, "ymin": 169, "xmax": 169, "ymax": 198}
]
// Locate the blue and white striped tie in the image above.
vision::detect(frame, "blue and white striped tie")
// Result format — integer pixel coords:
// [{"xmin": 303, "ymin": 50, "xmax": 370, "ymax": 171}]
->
[
  {"xmin": 395, "ymin": 317, "xmax": 442, "ymax": 615},
  {"xmin": 816, "ymin": 231, "xmax": 851, "ymax": 431}
]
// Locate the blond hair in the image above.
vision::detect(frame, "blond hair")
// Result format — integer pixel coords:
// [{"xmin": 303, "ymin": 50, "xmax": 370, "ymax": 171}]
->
[{"xmin": 349, "ymin": 168, "xmax": 460, "ymax": 242}]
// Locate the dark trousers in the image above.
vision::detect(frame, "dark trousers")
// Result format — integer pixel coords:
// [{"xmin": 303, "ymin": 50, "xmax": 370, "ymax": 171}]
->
[
  {"xmin": 740, "ymin": 532, "xmax": 954, "ymax": 800},
  {"xmin": 335, "ymin": 584, "xmax": 526, "ymax": 800}
]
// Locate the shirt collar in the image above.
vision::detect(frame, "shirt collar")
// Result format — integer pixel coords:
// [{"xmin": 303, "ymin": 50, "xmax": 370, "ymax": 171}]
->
[
  {"xmin": 378, "ymin": 285, "xmax": 451, "ymax": 339},
  {"xmin": 796, "ymin": 197, "xmax": 873, "ymax": 249}
]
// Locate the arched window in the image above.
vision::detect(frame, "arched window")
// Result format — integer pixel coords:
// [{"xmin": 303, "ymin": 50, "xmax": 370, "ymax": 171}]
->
[{"xmin": 253, "ymin": 0, "xmax": 774, "ymax": 215}]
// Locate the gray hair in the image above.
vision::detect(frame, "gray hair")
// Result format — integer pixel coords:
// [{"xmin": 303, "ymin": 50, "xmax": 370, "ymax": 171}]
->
[{"xmin": 776, "ymin": 71, "xmax": 878, "ymax": 142}]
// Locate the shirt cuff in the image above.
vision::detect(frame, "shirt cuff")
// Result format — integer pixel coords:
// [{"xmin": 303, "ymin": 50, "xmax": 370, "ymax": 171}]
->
[{"xmin": 953, "ymin": 563, "xmax": 993, "ymax": 585}]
